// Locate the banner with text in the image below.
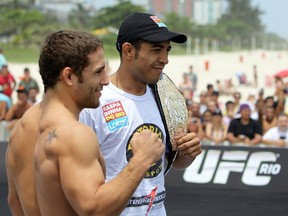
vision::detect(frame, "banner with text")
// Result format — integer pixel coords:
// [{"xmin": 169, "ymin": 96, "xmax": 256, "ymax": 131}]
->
[{"xmin": 166, "ymin": 145, "xmax": 288, "ymax": 192}]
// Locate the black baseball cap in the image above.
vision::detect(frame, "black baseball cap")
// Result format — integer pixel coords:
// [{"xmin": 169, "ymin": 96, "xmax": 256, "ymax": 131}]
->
[
  {"xmin": 16, "ymin": 86, "xmax": 28, "ymax": 95},
  {"xmin": 116, "ymin": 13, "xmax": 187, "ymax": 52}
]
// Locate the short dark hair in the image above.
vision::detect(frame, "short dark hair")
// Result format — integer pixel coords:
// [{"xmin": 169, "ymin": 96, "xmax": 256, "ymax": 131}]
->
[
  {"xmin": 38, "ymin": 30, "xmax": 103, "ymax": 90},
  {"xmin": 212, "ymin": 90, "xmax": 219, "ymax": 96},
  {"xmin": 264, "ymin": 96, "xmax": 274, "ymax": 103},
  {"xmin": 207, "ymin": 84, "xmax": 213, "ymax": 90},
  {"xmin": 225, "ymin": 100, "xmax": 234, "ymax": 107},
  {"xmin": 130, "ymin": 39, "xmax": 144, "ymax": 59}
]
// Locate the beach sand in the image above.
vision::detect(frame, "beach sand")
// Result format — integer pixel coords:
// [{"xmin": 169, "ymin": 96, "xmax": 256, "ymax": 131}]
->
[{"xmin": 7, "ymin": 50, "xmax": 288, "ymax": 105}]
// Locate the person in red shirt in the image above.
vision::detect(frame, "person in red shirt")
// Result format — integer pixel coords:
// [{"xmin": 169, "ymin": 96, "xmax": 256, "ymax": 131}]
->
[{"xmin": 0, "ymin": 64, "xmax": 16, "ymax": 99}]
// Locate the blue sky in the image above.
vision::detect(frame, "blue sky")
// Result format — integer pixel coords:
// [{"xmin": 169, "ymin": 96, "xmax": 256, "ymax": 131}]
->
[
  {"xmin": 252, "ymin": 0, "xmax": 288, "ymax": 39},
  {"xmin": 92, "ymin": 0, "xmax": 288, "ymax": 39}
]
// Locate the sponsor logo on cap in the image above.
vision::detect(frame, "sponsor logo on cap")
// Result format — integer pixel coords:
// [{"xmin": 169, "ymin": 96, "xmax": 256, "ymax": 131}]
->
[{"xmin": 150, "ymin": 16, "xmax": 167, "ymax": 28}]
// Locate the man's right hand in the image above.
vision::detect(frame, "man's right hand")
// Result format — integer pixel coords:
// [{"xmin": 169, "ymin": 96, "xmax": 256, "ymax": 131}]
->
[{"xmin": 130, "ymin": 129, "xmax": 164, "ymax": 166}]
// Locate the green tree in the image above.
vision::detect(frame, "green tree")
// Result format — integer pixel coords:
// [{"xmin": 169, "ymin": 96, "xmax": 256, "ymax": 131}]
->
[
  {"xmin": 92, "ymin": 0, "xmax": 145, "ymax": 29},
  {"xmin": 163, "ymin": 12, "xmax": 195, "ymax": 37},
  {"xmin": 68, "ymin": 3, "xmax": 94, "ymax": 30},
  {"xmin": 217, "ymin": 0, "xmax": 264, "ymax": 48},
  {"xmin": 0, "ymin": 5, "xmax": 63, "ymax": 47}
]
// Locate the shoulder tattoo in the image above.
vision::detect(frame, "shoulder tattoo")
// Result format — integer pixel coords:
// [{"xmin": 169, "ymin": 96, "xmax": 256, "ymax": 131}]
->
[{"xmin": 46, "ymin": 129, "xmax": 57, "ymax": 144}]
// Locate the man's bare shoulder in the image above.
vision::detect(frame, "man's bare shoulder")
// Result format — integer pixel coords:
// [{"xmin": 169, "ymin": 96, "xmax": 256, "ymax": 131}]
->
[
  {"xmin": 39, "ymin": 121, "xmax": 100, "ymax": 163},
  {"xmin": 60, "ymin": 121, "xmax": 99, "ymax": 146},
  {"xmin": 9, "ymin": 103, "xmax": 41, "ymax": 145}
]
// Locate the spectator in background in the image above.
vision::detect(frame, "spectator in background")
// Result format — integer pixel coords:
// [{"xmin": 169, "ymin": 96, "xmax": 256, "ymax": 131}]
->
[
  {"xmin": 0, "ymin": 99, "xmax": 7, "ymax": 121},
  {"xmin": 207, "ymin": 100, "xmax": 218, "ymax": 114},
  {"xmin": 224, "ymin": 78, "xmax": 235, "ymax": 95},
  {"xmin": 253, "ymin": 65, "xmax": 258, "ymax": 87},
  {"xmin": 187, "ymin": 107, "xmax": 204, "ymax": 139},
  {"xmin": 262, "ymin": 113, "xmax": 288, "ymax": 147},
  {"xmin": 211, "ymin": 90, "xmax": 221, "ymax": 109},
  {"xmin": 206, "ymin": 83, "xmax": 214, "ymax": 100},
  {"xmin": 227, "ymin": 103, "xmax": 262, "ymax": 145},
  {"xmin": 232, "ymin": 91, "xmax": 242, "ymax": 114},
  {"xmin": 273, "ymin": 77, "xmax": 286, "ymax": 115},
  {"xmin": 190, "ymin": 101, "xmax": 201, "ymax": 119},
  {"xmin": 262, "ymin": 106, "xmax": 278, "ymax": 134},
  {"xmin": 205, "ymin": 109, "xmax": 228, "ymax": 145},
  {"xmin": 5, "ymin": 86, "xmax": 32, "ymax": 131},
  {"xmin": 199, "ymin": 91, "xmax": 208, "ymax": 115},
  {"xmin": 187, "ymin": 65, "xmax": 197, "ymax": 92},
  {"xmin": 251, "ymin": 99, "xmax": 262, "ymax": 121},
  {"xmin": 28, "ymin": 87, "xmax": 39, "ymax": 104},
  {"xmin": 0, "ymin": 64, "xmax": 16, "ymax": 99},
  {"xmin": 0, "ymin": 48, "xmax": 7, "ymax": 69},
  {"xmin": 223, "ymin": 100, "xmax": 235, "ymax": 127},
  {"xmin": 264, "ymin": 96, "xmax": 275, "ymax": 108},
  {"xmin": 19, "ymin": 67, "xmax": 40, "ymax": 93},
  {"xmin": 0, "ymin": 85, "xmax": 12, "ymax": 110},
  {"xmin": 246, "ymin": 91, "xmax": 257, "ymax": 109},
  {"xmin": 0, "ymin": 85, "xmax": 10, "ymax": 140},
  {"xmin": 178, "ymin": 72, "xmax": 193, "ymax": 103},
  {"xmin": 201, "ymin": 109, "xmax": 213, "ymax": 137},
  {"xmin": 216, "ymin": 80, "xmax": 225, "ymax": 95},
  {"xmin": 256, "ymin": 89, "xmax": 265, "ymax": 121}
]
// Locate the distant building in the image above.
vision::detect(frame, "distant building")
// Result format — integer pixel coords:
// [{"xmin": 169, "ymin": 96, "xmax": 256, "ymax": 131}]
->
[
  {"xmin": 193, "ymin": 0, "xmax": 223, "ymax": 25},
  {"xmin": 32, "ymin": 0, "xmax": 224, "ymax": 25},
  {"xmin": 148, "ymin": 0, "xmax": 193, "ymax": 18},
  {"xmin": 149, "ymin": 0, "xmax": 223, "ymax": 25}
]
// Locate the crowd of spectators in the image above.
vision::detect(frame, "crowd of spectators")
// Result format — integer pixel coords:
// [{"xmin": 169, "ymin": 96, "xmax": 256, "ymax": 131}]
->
[
  {"xmin": 1, "ymin": 48, "xmax": 287, "ymax": 148},
  {"xmin": 0, "ymin": 48, "xmax": 40, "ymax": 140},
  {"xmin": 179, "ymin": 64, "xmax": 288, "ymax": 148}
]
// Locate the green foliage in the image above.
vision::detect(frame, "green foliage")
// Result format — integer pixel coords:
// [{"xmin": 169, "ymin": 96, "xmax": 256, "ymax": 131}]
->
[
  {"xmin": 0, "ymin": 0, "xmax": 286, "ymax": 63},
  {"xmin": 1, "ymin": 44, "xmax": 40, "ymax": 63},
  {"xmin": 68, "ymin": 3, "xmax": 94, "ymax": 30},
  {"xmin": 163, "ymin": 13, "xmax": 195, "ymax": 36},
  {"xmin": 217, "ymin": 0, "xmax": 264, "ymax": 44},
  {"xmin": 92, "ymin": 1, "xmax": 145, "ymax": 29}
]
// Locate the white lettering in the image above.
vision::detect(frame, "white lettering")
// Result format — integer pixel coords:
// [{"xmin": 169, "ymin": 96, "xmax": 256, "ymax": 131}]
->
[
  {"xmin": 242, "ymin": 152, "xmax": 278, "ymax": 186},
  {"xmin": 183, "ymin": 150, "xmax": 221, "ymax": 183},
  {"xmin": 214, "ymin": 151, "xmax": 248, "ymax": 184},
  {"xmin": 183, "ymin": 150, "xmax": 281, "ymax": 186},
  {"xmin": 108, "ymin": 118, "xmax": 128, "ymax": 131}
]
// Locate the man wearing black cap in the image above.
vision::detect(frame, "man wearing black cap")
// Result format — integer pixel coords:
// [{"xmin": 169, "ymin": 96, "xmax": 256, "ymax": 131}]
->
[{"xmin": 80, "ymin": 12, "xmax": 201, "ymax": 215}]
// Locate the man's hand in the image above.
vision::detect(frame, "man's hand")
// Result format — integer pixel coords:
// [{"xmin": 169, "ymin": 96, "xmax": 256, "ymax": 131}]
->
[
  {"xmin": 130, "ymin": 129, "xmax": 164, "ymax": 166},
  {"xmin": 172, "ymin": 132, "xmax": 202, "ymax": 169}
]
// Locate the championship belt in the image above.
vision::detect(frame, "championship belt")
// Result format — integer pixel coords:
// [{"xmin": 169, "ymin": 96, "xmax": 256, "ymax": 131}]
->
[{"xmin": 150, "ymin": 73, "xmax": 188, "ymax": 175}]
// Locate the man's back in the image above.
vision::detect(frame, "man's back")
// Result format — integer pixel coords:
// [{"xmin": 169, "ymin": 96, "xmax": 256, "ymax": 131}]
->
[
  {"xmin": 34, "ymin": 100, "xmax": 106, "ymax": 216},
  {"xmin": 6, "ymin": 103, "xmax": 42, "ymax": 215}
]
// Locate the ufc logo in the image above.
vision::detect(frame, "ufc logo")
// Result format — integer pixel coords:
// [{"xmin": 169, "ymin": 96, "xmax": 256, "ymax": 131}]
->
[{"xmin": 183, "ymin": 150, "xmax": 281, "ymax": 186}]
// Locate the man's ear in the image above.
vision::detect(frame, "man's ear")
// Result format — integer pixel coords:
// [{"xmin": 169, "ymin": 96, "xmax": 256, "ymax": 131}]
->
[
  {"xmin": 122, "ymin": 42, "xmax": 135, "ymax": 60},
  {"xmin": 61, "ymin": 67, "xmax": 74, "ymax": 86}
]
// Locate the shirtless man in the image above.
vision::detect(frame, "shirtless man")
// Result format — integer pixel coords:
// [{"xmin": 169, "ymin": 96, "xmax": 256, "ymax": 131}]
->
[
  {"xmin": 5, "ymin": 87, "xmax": 33, "ymax": 131},
  {"xmin": 6, "ymin": 103, "xmax": 42, "ymax": 215},
  {"xmin": 6, "ymin": 30, "xmax": 164, "ymax": 216}
]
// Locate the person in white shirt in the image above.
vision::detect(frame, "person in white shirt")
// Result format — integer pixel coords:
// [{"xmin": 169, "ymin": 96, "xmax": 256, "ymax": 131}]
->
[
  {"xmin": 262, "ymin": 113, "xmax": 288, "ymax": 147},
  {"xmin": 80, "ymin": 12, "xmax": 202, "ymax": 216}
]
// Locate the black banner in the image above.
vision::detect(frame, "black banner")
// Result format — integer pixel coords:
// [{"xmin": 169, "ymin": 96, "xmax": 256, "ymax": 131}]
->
[{"xmin": 166, "ymin": 144, "xmax": 288, "ymax": 192}]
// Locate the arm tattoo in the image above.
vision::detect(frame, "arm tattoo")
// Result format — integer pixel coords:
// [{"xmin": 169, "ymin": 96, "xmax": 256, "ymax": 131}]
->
[{"xmin": 46, "ymin": 129, "xmax": 57, "ymax": 144}]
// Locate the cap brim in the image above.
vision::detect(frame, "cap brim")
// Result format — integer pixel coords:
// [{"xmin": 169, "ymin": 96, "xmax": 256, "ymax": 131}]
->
[{"xmin": 141, "ymin": 31, "xmax": 187, "ymax": 44}]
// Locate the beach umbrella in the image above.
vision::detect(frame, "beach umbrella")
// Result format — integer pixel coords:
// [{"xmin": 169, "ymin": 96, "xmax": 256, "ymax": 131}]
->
[{"xmin": 274, "ymin": 69, "xmax": 288, "ymax": 78}]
